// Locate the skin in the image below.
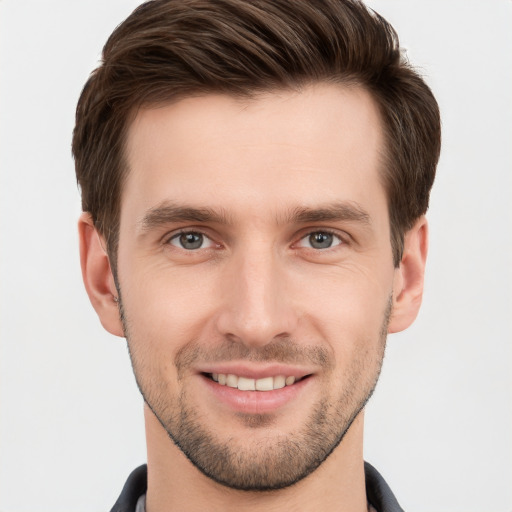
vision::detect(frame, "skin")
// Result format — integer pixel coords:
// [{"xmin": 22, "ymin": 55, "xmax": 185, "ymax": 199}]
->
[{"xmin": 79, "ymin": 83, "xmax": 428, "ymax": 512}]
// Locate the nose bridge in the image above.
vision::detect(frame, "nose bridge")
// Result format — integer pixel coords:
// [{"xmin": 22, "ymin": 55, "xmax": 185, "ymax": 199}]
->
[{"xmin": 216, "ymin": 241, "xmax": 296, "ymax": 347}]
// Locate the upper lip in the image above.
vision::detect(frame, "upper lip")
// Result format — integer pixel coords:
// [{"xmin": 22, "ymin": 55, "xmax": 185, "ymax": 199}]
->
[{"xmin": 197, "ymin": 363, "xmax": 314, "ymax": 380}]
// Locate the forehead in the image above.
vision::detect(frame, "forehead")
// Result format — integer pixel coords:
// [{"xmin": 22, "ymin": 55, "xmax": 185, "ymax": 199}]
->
[{"xmin": 122, "ymin": 84, "xmax": 386, "ymax": 225}]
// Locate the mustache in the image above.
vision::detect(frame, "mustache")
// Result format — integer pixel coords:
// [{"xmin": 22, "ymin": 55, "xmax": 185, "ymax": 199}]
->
[{"xmin": 175, "ymin": 338, "xmax": 333, "ymax": 377}]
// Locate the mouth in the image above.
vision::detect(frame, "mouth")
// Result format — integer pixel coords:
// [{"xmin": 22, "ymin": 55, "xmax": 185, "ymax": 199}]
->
[
  {"xmin": 197, "ymin": 359, "xmax": 318, "ymax": 415},
  {"xmin": 203, "ymin": 372, "xmax": 312, "ymax": 391}
]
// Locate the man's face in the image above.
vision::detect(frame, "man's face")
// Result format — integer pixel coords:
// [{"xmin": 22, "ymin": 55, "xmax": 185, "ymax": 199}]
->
[{"xmin": 117, "ymin": 84, "xmax": 399, "ymax": 490}]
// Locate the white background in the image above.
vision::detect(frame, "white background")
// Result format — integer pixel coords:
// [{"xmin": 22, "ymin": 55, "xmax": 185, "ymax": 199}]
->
[{"xmin": 1, "ymin": 1, "xmax": 511, "ymax": 511}]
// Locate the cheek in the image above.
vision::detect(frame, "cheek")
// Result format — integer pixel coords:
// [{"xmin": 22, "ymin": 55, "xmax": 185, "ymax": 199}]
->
[
  {"xmin": 296, "ymin": 268, "xmax": 391, "ymax": 370},
  {"xmin": 120, "ymin": 263, "xmax": 220, "ymax": 345},
  {"xmin": 295, "ymin": 264, "xmax": 392, "ymax": 325}
]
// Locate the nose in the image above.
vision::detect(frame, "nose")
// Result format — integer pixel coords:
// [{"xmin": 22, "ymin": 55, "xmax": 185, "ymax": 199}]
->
[{"xmin": 215, "ymin": 246, "xmax": 298, "ymax": 348}]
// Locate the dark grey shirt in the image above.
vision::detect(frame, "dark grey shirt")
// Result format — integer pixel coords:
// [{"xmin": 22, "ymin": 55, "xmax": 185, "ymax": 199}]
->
[{"xmin": 110, "ymin": 462, "xmax": 404, "ymax": 512}]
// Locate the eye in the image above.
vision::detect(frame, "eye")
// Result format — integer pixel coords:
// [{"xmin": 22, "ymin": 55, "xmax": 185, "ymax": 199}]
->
[
  {"xmin": 168, "ymin": 231, "xmax": 214, "ymax": 250},
  {"xmin": 297, "ymin": 231, "xmax": 343, "ymax": 250}
]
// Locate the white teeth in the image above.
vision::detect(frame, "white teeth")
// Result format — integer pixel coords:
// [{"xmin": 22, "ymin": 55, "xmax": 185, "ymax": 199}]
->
[
  {"xmin": 211, "ymin": 373, "xmax": 301, "ymax": 391},
  {"xmin": 255, "ymin": 376, "xmax": 274, "ymax": 391},
  {"xmin": 273, "ymin": 375, "xmax": 286, "ymax": 389},
  {"xmin": 226, "ymin": 374, "xmax": 238, "ymax": 388},
  {"xmin": 238, "ymin": 376, "xmax": 256, "ymax": 391}
]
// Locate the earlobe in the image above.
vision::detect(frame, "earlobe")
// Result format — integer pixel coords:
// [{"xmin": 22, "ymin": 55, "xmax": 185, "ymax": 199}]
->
[
  {"xmin": 388, "ymin": 216, "xmax": 429, "ymax": 334},
  {"xmin": 78, "ymin": 212, "xmax": 124, "ymax": 337}
]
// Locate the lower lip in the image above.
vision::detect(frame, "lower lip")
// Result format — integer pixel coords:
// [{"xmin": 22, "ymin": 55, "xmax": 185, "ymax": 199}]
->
[{"xmin": 201, "ymin": 375, "xmax": 312, "ymax": 414}]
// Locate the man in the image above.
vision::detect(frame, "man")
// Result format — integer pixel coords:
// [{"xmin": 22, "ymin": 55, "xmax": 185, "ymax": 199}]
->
[{"xmin": 73, "ymin": 0, "xmax": 440, "ymax": 510}]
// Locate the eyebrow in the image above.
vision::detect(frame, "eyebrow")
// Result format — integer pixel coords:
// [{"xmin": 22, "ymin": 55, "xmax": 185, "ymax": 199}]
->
[
  {"xmin": 139, "ymin": 202, "xmax": 231, "ymax": 233},
  {"xmin": 287, "ymin": 202, "xmax": 371, "ymax": 226},
  {"xmin": 138, "ymin": 200, "xmax": 371, "ymax": 233}
]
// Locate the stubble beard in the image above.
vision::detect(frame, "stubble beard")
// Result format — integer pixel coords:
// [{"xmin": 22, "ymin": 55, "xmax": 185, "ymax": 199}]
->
[{"xmin": 119, "ymin": 296, "xmax": 391, "ymax": 492}]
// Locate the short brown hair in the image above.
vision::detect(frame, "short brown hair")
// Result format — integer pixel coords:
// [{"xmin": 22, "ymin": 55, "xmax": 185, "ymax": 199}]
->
[{"xmin": 73, "ymin": 0, "xmax": 441, "ymax": 269}]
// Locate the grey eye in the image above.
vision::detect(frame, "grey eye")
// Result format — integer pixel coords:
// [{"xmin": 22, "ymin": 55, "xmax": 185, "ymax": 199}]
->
[
  {"xmin": 170, "ymin": 232, "xmax": 208, "ymax": 250},
  {"xmin": 297, "ymin": 231, "xmax": 343, "ymax": 250},
  {"xmin": 308, "ymin": 232, "xmax": 334, "ymax": 249}
]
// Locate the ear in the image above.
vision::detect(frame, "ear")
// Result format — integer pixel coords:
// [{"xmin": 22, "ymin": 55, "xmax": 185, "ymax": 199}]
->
[
  {"xmin": 388, "ymin": 216, "xmax": 429, "ymax": 333},
  {"xmin": 78, "ymin": 212, "xmax": 124, "ymax": 337}
]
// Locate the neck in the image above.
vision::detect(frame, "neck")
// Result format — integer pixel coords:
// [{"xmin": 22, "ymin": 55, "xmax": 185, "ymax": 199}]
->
[{"xmin": 144, "ymin": 405, "xmax": 368, "ymax": 512}]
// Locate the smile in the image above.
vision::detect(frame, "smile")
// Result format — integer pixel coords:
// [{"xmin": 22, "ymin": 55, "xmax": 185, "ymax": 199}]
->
[
  {"xmin": 209, "ymin": 373, "xmax": 304, "ymax": 391},
  {"xmin": 200, "ymin": 369, "xmax": 313, "ymax": 414}
]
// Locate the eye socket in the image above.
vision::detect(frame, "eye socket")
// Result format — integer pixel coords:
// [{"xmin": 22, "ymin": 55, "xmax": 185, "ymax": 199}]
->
[
  {"xmin": 168, "ymin": 231, "xmax": 214, "ymax": 250},
  {"xmin": 297, "ymin": 231, "xmax": 343, "ymax": 250}
]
